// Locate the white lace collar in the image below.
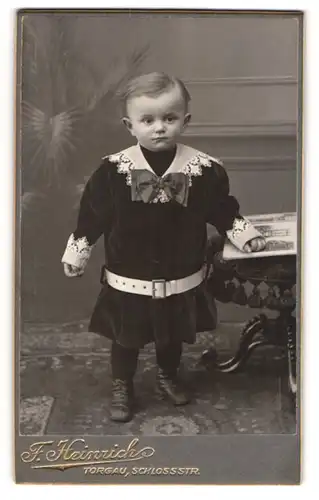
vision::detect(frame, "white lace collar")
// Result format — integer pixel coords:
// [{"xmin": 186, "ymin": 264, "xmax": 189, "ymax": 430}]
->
[{"xmin": 104, "ymin": 143, "xmax": 222, "ymax": 187}]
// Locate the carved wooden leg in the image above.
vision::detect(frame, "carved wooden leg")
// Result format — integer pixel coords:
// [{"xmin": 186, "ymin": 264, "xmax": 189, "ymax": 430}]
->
[
  {"xmin": 200, "ymin": 311, "xmax": 297, "ymax": 413},
  {"xmin": 201, "ymin": 314, "xmax": 270, "ymax": 373},
  {"xmin": 263, "ymin": 312, "xmax": 297, "ymax": 405}
]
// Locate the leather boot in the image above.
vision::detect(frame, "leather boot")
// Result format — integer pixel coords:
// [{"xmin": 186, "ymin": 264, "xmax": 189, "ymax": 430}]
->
[
  {"xmin": 156, "ymin": 369, "xmax": 190, "ymax": 406},
  {"xmin": 110, "ymin": 379, "xmax": 134, "ymax": 422}
]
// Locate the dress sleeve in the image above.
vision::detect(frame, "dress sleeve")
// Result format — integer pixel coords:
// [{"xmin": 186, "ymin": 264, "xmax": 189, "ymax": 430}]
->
[
  {"xmin": 61, "ymin": 160, "xmax": 113, "ymax": 270},
  {"xmin": 206, "ymin": 162, "xmax": 262, "ymax": 252}
]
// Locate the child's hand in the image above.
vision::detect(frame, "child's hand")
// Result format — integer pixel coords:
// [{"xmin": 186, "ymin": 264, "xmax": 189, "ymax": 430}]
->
[
  {"xmin": 63, "ymin": 263, "xmax": 84, "ymax": 277},
  {"xmin": 243, "ymin": 237, "xmax": 266, "ymax": 253}
]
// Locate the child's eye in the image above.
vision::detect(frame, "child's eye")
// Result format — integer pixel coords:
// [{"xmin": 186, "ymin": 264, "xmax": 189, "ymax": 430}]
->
[
  {"xmin": 165, "ymin": 116, "xmax": 177, "ymax": 123},
  {"xmin": 142, "ymin": 117, "xmax": 153, "ymax": 125}
]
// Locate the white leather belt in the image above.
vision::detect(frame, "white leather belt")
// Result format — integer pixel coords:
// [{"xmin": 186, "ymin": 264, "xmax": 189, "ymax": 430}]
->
[{"xmin": 103, "ymin": 267, "xmax": 205, "ymax": 299}]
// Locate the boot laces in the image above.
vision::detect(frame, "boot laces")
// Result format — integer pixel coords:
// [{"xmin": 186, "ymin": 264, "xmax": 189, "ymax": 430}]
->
[{"xmin": 112, "ymin": 379, "xmax": 129, "ymax": 403}]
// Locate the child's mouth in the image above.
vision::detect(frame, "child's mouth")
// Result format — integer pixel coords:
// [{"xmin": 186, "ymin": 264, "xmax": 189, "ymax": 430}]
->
[{"xmin": 152, "ymin": 137, "xmax": 168, "ymax": 142}]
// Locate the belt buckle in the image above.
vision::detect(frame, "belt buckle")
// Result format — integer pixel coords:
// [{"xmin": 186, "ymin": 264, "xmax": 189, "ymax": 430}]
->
[{"xmin": 152, "ymin": 279, "xmax": 166, "ymax": 299}]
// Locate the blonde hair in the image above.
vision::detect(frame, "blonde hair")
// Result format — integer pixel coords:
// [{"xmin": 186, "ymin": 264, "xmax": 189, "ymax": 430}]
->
[{"xmin": 117, "ymin": 72, "xmax": 191, "ymax": 114}]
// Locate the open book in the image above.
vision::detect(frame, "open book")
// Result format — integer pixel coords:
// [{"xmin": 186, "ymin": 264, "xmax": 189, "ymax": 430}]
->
[{"xmin": 223, "ymin": 212, "xmax": 297, "ymax": 260}]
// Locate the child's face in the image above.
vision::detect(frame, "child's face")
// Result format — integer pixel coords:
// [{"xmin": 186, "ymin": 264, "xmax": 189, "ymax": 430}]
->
[{"xmin": 123, "ymin": 86, "xmax": 191, "ymax": 152}]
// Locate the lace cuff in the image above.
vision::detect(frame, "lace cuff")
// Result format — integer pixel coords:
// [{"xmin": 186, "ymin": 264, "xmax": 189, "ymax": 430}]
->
[
  {"xmin": 226, "ymin": 217, "xmax": 262, "ymax": 252},
  {"xmin": 61, "ymin": 234, "xmax": 93, "ymax": 270}
]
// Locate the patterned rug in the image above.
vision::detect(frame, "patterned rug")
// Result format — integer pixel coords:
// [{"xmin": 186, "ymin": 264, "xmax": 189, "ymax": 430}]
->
[{"xmin": 19, "ymin": 327, "xmax": 296, "ymax": 436}]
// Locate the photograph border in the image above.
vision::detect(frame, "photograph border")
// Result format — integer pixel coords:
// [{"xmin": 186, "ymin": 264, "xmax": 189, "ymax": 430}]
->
[{"xmin": 14, "ymin": 7, "xmax": 303, "ymax": 485}]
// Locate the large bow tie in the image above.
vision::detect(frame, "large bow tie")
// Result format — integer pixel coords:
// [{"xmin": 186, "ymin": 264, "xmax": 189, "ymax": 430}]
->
[{"xmin": 131, "ymin": 170, "xmax": 189, "ymax": 207}]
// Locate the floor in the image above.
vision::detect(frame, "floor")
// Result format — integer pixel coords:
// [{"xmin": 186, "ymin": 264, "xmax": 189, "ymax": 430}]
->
[{"xmin": 19, "ymin": 320, "xmax": 296, "ymax": 436}]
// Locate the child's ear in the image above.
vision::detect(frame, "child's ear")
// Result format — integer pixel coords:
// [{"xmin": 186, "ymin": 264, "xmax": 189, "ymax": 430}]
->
[
  {"xmin": 183, "ymin": 113, "xmax": 191, "ymax": 128},
  {"xmin": 122, "ymin": 117, "xmax": 134, "ymax": 135}
]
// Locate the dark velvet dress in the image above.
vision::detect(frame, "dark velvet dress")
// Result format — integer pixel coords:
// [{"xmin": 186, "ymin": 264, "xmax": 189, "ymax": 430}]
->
[{"xmin": 62, "ymin": 143, "xmax": 250, "ymax": 349}]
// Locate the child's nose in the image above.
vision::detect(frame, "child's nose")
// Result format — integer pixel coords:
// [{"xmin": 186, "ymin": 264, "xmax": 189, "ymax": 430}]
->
[{"xmin": 154, "ymin": 120, "xmax": 166, "ymax": 132}]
